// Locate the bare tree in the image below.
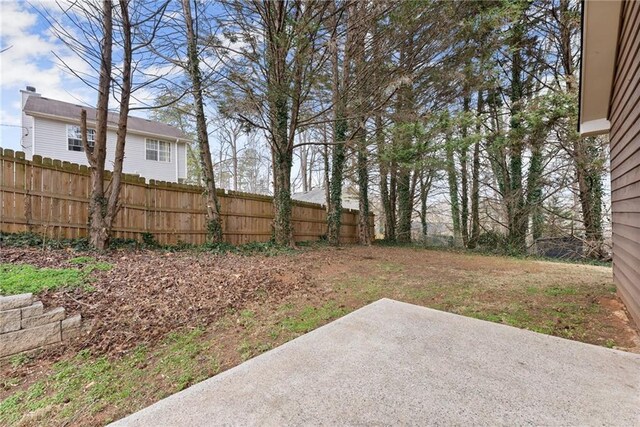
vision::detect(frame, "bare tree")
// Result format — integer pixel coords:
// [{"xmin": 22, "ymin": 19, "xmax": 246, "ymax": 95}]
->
[
  {"xmin": 215, "ymin": 0, "xmax": 333, "ymax": 246},
  {"xmin": 43, "ymin": 0, "xmax": 169, "ymax": 249},
  {"xmin": 181, "ymin": 0, "xmax": 224, "ymax": 241},
  {"xmin": 216, "ymin": 116, "xmax": 244, "ymax": 191}
]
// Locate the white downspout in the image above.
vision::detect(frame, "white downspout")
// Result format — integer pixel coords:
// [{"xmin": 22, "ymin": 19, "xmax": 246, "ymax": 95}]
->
[
  {"xmin": 175, "ymin": 138, "xmax": 179, "ymax": 183},
  {"xmin": 32, "ymin": 117, "xmax": 36, "ymax": 156}
]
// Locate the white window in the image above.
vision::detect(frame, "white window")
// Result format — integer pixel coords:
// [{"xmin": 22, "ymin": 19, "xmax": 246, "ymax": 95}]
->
[
  {"xmin": 67, "ymin": 125, "xmax": 95, "ymax": 152},
  {"xmin": 146, "ymin": 139, "xmax": 171, "ymax": 162}
]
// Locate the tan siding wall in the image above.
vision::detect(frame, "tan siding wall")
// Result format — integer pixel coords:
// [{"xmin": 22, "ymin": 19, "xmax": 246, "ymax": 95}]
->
[{"xmin": 610, "ymin": 0, "xmax": 640, "ymax": 328}]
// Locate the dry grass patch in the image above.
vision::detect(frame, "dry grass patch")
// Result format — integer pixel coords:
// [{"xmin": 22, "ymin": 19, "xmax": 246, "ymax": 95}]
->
[{"xmin": 1, "ymin": 245, "xmax": 638, "ymax": 426}]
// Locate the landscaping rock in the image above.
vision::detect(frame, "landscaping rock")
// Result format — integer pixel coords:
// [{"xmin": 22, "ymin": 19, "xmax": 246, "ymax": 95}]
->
[
  {"xmin": 61, "ymin": 314, "xmax": 82, "ymax": 340},
  {"xmin": 0, "ymin": 321, "xmax": 61, "ymax": 358},
  {"xmin": 0, "ymin": 293, "xmax": 33, "ymax": 311},
  {"xmin": 21, "ymin": 307, "xmax": 66, "ymax": 329},
  {"xmin": 0, "ymin": 308, "xmax": 21, "ymax": 333},
  {"xmin": 61, "ymin": 314, "xmax": 82, "ymax": 330},
  {"xmin": 21, "ymin": 301, "xmax": 44, "ymax": 318}
]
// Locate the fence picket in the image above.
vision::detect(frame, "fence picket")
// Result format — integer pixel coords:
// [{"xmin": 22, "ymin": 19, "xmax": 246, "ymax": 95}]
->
[{"xmin": 0, "ymin": 150, "xmax": 372, "ymax": 245}]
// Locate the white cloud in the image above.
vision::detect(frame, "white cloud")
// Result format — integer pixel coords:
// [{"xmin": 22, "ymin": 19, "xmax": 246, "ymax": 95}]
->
[{"xmin": 0, "ymin": 1, "xmax": 98, "ymax": 148}]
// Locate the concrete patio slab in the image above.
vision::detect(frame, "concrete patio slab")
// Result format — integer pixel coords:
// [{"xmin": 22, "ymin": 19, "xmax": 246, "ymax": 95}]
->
[{"xmin": 111, "ymin": 298, "xmax": 640, "ymax": 426}]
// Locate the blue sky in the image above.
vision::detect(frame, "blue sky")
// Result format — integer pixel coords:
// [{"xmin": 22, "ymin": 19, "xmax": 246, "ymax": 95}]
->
[
  {"xmin": 0, "ymin": 1, "xmax": 100, "ymax": 151},
  {"xmin": 0, "ymin": 1, "xmax": 227, "ymax": 153}
]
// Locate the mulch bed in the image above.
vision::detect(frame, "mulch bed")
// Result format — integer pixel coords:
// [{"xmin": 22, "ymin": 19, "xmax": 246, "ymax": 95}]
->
[{"xmin": 0, "ymin": 247, "xmax": 312, "ymax": 356}]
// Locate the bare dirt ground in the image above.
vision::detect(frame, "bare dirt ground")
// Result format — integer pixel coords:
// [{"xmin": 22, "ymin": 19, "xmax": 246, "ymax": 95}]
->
[{"xmin": 1, "ymin": 245, "xmax": 638, "ymax": 426}]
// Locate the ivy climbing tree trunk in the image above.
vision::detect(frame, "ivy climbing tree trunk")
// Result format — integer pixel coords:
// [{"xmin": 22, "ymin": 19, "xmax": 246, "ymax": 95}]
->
[
  {"xmin": 418, "ymin": 169, "xmax": 433, "ymax": 242},
  {"xmin": 182, "ymin": 0, "xmax": 223, "ymax": 242},
  {"xmin": 526, "ymin": 139, "xmax": 544, "ymax": 241},
  {"xmin": 554, "ymin": 0, "xmax": 604, "ymax": 257},
  {"xmin": 377, "ymin": 115, "xmax": 394, "ymax": 241},
  {"xmin": 468, "ymin": 89, "xmax": 483, "ymax": 249},
  {"xmin": 446, "ymin": 137, "xmax": 461, "ymax": 244},
  {"xmin": 354, "ymin": 0, "xmax": 371, "ymax": 245},
  {"xmin": 327, "ymin": 0, "xmax": 349, "ymax": 246},
  {"xmin": 395, "ymin": 39, "xmax": 415, "ymax": 244},
  {"xmin": 459, "ymin": 94, "xmax": 470, "ymax": 247},
  {"xmin": 506, "ymin": 14, "xmax": 527, "ymax": 253}
]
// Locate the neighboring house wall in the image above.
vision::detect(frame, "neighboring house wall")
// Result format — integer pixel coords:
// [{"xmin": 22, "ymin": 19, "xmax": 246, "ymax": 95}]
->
[
  {"xmin": 25, "ymin": 115, "xmax": 186, "ymax": 183},
  {"xmin": 20, "ymin": 90, "xmax": 35, "ymax": 157},
  {"xmin": 610, "ymin": 0, "xmax": 640, "ymax": 327},
  {"xmin": 177, "ymin": 142, "xmax": 187, "ymax": 181}
]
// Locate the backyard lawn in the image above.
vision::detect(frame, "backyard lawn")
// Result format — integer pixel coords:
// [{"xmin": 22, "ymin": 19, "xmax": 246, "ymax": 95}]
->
[{"xmin": 1, "ymin": 244, "xmax": 638, "ymax": 426}]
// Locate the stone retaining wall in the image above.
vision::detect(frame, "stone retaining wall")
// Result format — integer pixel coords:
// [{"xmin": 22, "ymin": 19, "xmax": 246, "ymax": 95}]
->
[{"xmin": 0, "ymin": 293, "xmax": 81, "ymax": 358}]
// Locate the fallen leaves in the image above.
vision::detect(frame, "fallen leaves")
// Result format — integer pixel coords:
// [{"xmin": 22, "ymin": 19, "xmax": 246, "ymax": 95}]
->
[{"xmin": 0, "ymin": 247, "xmax": 311, "ymax": 356}]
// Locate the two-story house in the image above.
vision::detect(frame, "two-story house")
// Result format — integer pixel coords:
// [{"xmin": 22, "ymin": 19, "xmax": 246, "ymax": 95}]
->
[{"xmin": 21, "ymin": 86, "xmax": 189, "ymax": 183}]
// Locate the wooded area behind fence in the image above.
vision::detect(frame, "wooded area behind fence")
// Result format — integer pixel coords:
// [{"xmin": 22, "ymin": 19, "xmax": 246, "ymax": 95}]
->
[{"xmin": 0, "ymin": 149, "xmax": 372, "ymax": 245}]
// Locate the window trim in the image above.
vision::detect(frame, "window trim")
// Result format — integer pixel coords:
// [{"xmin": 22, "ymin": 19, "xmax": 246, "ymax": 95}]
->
[
  {"xmin": 146, "ymin": 138, "xmax": 171, "ymax": 163},
  {"xmin": 67, "ymin": 124, "xmax": 95, "ymax": 152}
]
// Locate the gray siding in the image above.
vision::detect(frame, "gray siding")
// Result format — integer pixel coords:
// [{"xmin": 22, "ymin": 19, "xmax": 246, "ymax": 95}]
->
[
  {"xmin": 30, "ymin": 116, "xmax": 186, "ymax": 183},
  {"xmin": 610, "ymin": 0, "xmax": 640, "ymax": 328}
]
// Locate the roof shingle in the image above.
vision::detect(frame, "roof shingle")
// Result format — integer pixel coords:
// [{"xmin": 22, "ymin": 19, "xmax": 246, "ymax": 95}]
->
[{"xmin": 24, "ymin": 96, "xmax": 189, "ymax": 141}]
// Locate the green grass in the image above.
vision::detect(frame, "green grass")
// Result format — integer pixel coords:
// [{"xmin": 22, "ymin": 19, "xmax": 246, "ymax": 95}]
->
[
  {"xmin": 68, "ymin": 256, "xmax": 98, "ymax": 265},
  {"xmin": 238, "ymin": 309, "xmax": 256, "ymax": 329},
  {"xmin": 0, "ymin": 257, "xmax": 113, "ymax": 296},
  {"xmin": 0, "ymin": 264, "xmax": 88, "ymax": 295},
  {"xmin": 69, "ymin": 256, "xmax": 113, "ymax": 273},
  {"xmin": 155, "ymin": 329, "xmax": 219, "ymax": 392},
  {"xmin": 0, "ymin": 329, "xmax": 219, "ymax": 426},
  {"xmin": 280, "ymin": 302, "xmax": 349, "ymax": 334},
  {"xmin": 237, "ymin": 339, "xmax": 272, "ymax": 361}
]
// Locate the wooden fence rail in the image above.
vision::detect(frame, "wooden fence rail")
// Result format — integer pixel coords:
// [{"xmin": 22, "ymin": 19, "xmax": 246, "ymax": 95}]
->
[{"xmin": 0, "ymin": 149, "xmax": 373, "ymax": 245}]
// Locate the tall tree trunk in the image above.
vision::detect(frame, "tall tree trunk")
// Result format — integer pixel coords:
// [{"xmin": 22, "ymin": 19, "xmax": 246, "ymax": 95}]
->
[
  {"xmin": 389, "ymin": 159, "xmax": 398, "ymax": 238},
  {"xmin": 446, "ymin": 138, "xmax": 461, "ymax": 244},
  {"xmin": 263, "ymin": 1, "xmax": 303, "ymax": 246},
  {"xmin": 396, "ymin": 165, "xmax": 412, "ymax": 243},
  {"xmin": 104, "ymin": 0, "xmax": 133, "ymax": 233},
  {"xmin": 357, "ymin": 130, "xmax": 371, "ymax": 245},
  {"xmin": 527, "ymin": 140, "xmax": 544, "ymax": 241},
  {"xmin": 507, "ymin": 17, "xmax": 527, "ymax": 252},
  {"xmin": 556, "ymin": 0, "xmax": 604, "ymax": 257},
  {"xmin": 354, "ymin": 0, "xmax": 371, "ymax": 245},
  {"xmin": 372, "ymin": 8, "xmax": 393, "ymax": 241},
  {"xmin": 395, "ymin": 40, "xmax": 414, "ymax": 243},
  {"xmin": 574, "ymin": 137, "xmax": 604, "ymax": 247},
  {"xmin": 327, "ymin": 0, "xmax": 350, "ymax": 246},
  {"xmin": 84, "ymin": 0, "xmax": 113, "ymax": 251},
  {"xmin": 377, "ymin": 115, "xmax": 394, "ymax": 241},
  {"xmin": 272, "ymin": 139, "xmax": 293, "ymax": 245},
  {"xmin": 460, "ymin": 94, "xmax": 470, "ymax": 247},
  {"xmin": 182, "ymin": 0, "xmax": 223, "ymax": 242},
  {"xmin": 468, "ymin": 90, "xmax": 483, "ymax": 249},
  {"xmin": 419, "ymin": 170, "xmax": 433, "ymax": 242}
]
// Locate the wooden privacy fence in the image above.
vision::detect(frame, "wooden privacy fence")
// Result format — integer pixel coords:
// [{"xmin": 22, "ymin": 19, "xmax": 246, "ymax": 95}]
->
[{"xmin": 0, "ymin": 149, "xmax": 373, "ymax": 245}]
